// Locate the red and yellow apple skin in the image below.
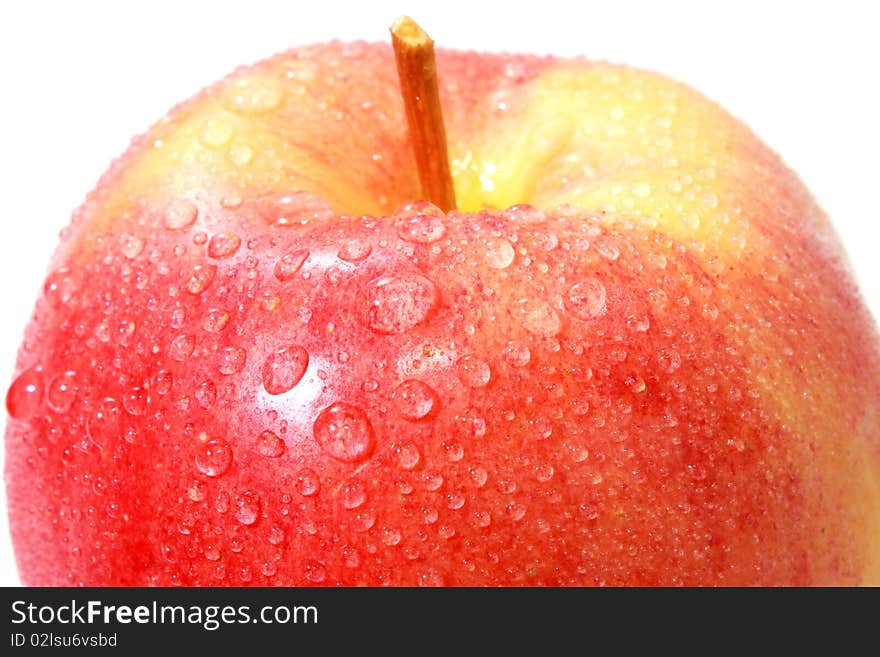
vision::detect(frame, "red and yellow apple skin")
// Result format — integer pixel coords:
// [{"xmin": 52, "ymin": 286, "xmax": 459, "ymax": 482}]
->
[{"xmin": 5, "ymin": 42, "xmax": 880, "ymax": 586}]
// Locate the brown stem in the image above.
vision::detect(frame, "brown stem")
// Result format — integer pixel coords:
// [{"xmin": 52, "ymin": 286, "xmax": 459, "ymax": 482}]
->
[{"xmin": 391, "ymin": 16, "xmax": 457, "ymax": 212}]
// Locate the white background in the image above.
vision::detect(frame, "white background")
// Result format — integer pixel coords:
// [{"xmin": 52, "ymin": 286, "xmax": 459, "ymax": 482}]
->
[{"xmin": 0, "ymin": 0, "xmax": 877, "ymax": 586}]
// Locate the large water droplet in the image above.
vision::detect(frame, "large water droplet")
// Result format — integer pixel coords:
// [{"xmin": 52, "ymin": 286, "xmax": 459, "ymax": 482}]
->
[
  {"xmin": 196, "ymin": 438, "xmax": 232, "ymax": 477},
  {"xmin": 200, "ymin": 118, "xmax": 234, "ymax": 148},
  {"xmin": 518, "ymin": 301, "xmax": 562, "ymax": 337},
  {"xmin": 46, "ymin": 371, "xmax": 77, "ymax": 414},
  {"xmin": 202, "ymin": 309, "xmax": 230, "ymax": 333},
  {"xmin": 295, "ymin": 468, "xmax": 320, "ymax": 496},
  {"xmin": 342, "ymin": 482, "xmax": 367, "ymax": 509},
  {"xmin": 393, "ymin": 379, "xmax": 438, "ymax": 420},
  {"xmin": 222, "ymin": 77, "xmax": 284, "ymax": 114},
  {"xmin": 207, "ymin": 232, "xmax": 242, "ymax": 259},
  {"xmin": 363, "ymin": 273, "xmax": 438, "ymax": 334},
  {"xmin": 456, "ymin": 356, "xmax": 491, "ymax": 388},
  {"xmin": 502, "ymin": 341, "xmax": 531, "ymax": 367},
  {"xmin": 270, "ymin": 192, "xmax": 333, "ymax": 226},
  {"xmin": 122, "ymin": 386, "xmax": 148, "ymax": 416},
  {"xmin": 397, "ymin": 443, "xmax": 421, "ymax": 470},
  {"xmin": 261, "ymin": 345, "xmax": 309, "ymax": 394},
  {"xmin": 274, "ymin": 249, "xmax": 309, "ymax": 281},
  {"xmin": 313, "ymin": 402, "xmax": 375, "ymax": 463},
  {"xmin": 256, "ymin": 430, "xmax": 285, "ymax": 457},
  {"xmin": 338, "ymin": 240, "xmax": 372, "ymax": 263},
  {"xmin": 393, "ymin": 201, "xmax": 447, "ymax": 244},
  {"xmin": 657, "ymin": 348, "xmax": 682, "ymax": 373},
  {"xmin": 86, "ymin": 398, "xmax": 123, "ymax": 447},
  {"xmin": 44, "ymin": 268, "xmax": 77, "ymax": 308},
  {"xmin": 234, "ymin": 491, "xmax": 261, "ymax": 525},
  {"xmin": 169, "ymin": 334, "xmax": 195, "ymax": 361},
  {"xmin": 195, "ymin": 380, "xmax": 217, "ymax": 408},
  {"xmin": 565, "ymin": 279, "xmax": 607, "ymax": 320},
  {"xmin": 218, "ymin": 347, "xmax": 247, "ymax": 375},
  {"xmin": 163, "ymin": 199, "xmax": 198, "ymax": 230},
  {"xmin": 120, "ymin": 234, "xmax": 145, "ymax": 259},
  {"xmin": 185, "ymin": 264, "xmax": 217, "ymax": 295},
  {"xmin": 502, "ymin": 204, "xmax": 546, "ymax": 224},
  {"xmin": 6, "ymin": 368, "xmax": 43, "ymax": 420},
  {"xmin": 484, "ymin": 237, "xmax": 515, "ymax": 269}
]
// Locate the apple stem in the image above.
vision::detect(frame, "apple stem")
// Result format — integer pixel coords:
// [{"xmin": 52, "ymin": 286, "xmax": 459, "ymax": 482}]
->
[{"xmin": 391, "ymin": 16, "xmax": 457, "ymax": 212}]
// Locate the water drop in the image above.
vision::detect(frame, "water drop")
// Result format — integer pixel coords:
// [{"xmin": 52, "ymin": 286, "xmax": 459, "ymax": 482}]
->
[
  {"xmin": 43, "ymin": 268, "xmax": 77, "ymax": 308},
  {"xmin": 518, "ymin": 301, "xmax": 562, "ymax": 337},
  {"xmin": 229, "ymin": 143, "xmax": 253, "ymax": 166},
  {"xmin": 46, "ymin": 371, "xmax": 77, "ymax": 413},
  {"xmin": 338, "ymin": 240, "xmax": 372, "ymax": 263},
  {"xmin": 393, "ymin": 201, "xmax": 447, "ymax": 244},
  {"xmin": 222, "ymin": 77, "xmax": 284, "ymax": 114},
  {"xmin": 261, "ymin": 345, "xmax": 309, "ymax": 394},
  {"xmin": 122, "ymin": 387, "xmax": 148, "ymax": 416},
  {"xmin": 657, "ymin": 348, "xmax": 682, "ymax": 373},
  {"xmin": 268, "ymin": 526, "xmax": 285, "ymax": 545},
  {"xmin": 195, "ymin": 438, "xmax": 232, "ymax": 477},
  {"xmin": 397, "ymin": 443, "xmax": 421, "ymax": 470},
  {"xmin": 313, "ymin": 402, "xmax": 375, "ymax": 463},
  {"xmin": 503, "ymin": 204, "xmax": 546, "ymax": 224},
  {"xmin": 484, "ymin": 237, "xmax": 515, "ymax": 269},
  {"xmin": 274, "ymin": 249, "xmax": 309, "ymax": 281},
  {"xmin": 393, "ymin": 379, "xmax": 437, "ymax": 420},
  {"xmin": 120, "ymin": 234, "xmax": 145, "ymax": 259},
  {"xmin": 188, "ymin": 480, "xmax": 207, "ymax": 502},
  {"xmin": 256, "ymin": 430, "xmax": 284, "ymax": 457},
  {"xmin": 6, "ymin": 368, "xmax": 43, "ymax": 419},
  {"xmin": 363, "ymin": 273, "xmax": 438, "ymax": 334},
  {"xmin": 565, "ymin": 279, "xmax": 607, "ymax": 320},
  {"xmin": 153, "ymin": 370, "xmax": 173, "ymax": 395},
  {"xmin": 233, "ymin": 491, "xmax": 261, "ymax": 525},
  {"xmin": 185, "ymin": 264, "xmax": 217, "ymax": 295},
  {"xmin": 295, "ymin": 468, "xmax": 320, "ymax": 496},
  {"xmin": 218, "ymin": 347, "xmax": 247, "ymax": 375},
  {"xmin": 342, "ymin": 482, "xmax": 367, "ymax": 509},
  {"xmin": 207, "ymin": 232, "xmax": 242, "ymax": 258},
  {"xmin": 456, "ymin": 356, "xmax": 491, "ymax": 388},
  {"xmin": 502, "ymin": 341, "xmax": 531, "ymax": 367},
  {"xmin": 195, "ymin": 380, "xmax": 217, "ymax": 408},
  {"xmin": 86, "ymin": 398, "xmax": 122, "ymax": 447},
  {"xmin": 202, "ymin": 309, "xmax": 230, "ymax": 332},
  {"xmin": 270, "ymin": 192, "xmax": 333, "ymax": 226},
  {"xmin": 200, "ymin": 118, "xmax": 234, "ymax": 148},
  {"xmin": 169, "ymin": 334, "xmax": 195, "ymax": 361},
  {"xmin": 163, "ymin": 199, "xmax": 198, "ymax": 230}
]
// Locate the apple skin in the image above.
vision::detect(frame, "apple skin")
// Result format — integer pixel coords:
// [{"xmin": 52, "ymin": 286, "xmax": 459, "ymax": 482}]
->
[{"xmin": 5, "ymin": 42, "xmax": 880, "ymax": 586}]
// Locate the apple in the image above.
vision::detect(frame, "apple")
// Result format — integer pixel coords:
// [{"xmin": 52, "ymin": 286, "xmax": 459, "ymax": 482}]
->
[{"xmin": 5, "ymin": 17, "xmax": 880, "ymax": 586}]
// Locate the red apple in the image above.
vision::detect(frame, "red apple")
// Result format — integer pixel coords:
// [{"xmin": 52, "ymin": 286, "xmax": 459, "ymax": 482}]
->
[{"xmin": 5, "ymin": 21, "xmax": 880, "ymax": 585}]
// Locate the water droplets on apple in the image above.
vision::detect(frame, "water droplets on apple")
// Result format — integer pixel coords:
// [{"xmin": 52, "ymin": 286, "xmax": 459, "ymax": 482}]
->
[
  {"xmin": 163, "ymin": 199, "xmax": 198, "ymax": 230},
  {"xmin": 222, "ymin": 77, "xmax": 285, "ymax": 114},
  {"xmin": 396, "ymin": 443, "xmax": 421, "ymax": 470},
  {"xmin": 6, "ymin": 368, "xmax": 44, "ymax": 420},
  {"xmin": 233, "ymin": 491, "xmax": 261, "ymax": 525},
  {"xmin": 502, "ymin": 204, "xmax": 547, "ymax": 224},
  {"xmin": 502, "ymin": 341, "xmax": 531, "ymax": 367},
  {"xmin": 484, "ymin": 237, "xmax": 515, "ymax": 269},
  {"xmin": 565, "ymin": 279, "xmax": 607, "ymax": 320},
  {"xmin": 256, "ymin": 430, "xmax": 285, "ymax": 458},
  {"xmin": 217, "ymin": 346, "xmax": 247, "ymax": 375},
  {"xmin": 342, "ymin": 482, "xmax": 367, "ymax": 509},
  {"xmin": 337, "ymin": 240, "xmax": 372, "ymax": 263},
  {"xmin": 269, "ymin": 191, "xmax": 333, "ymax": 226},
  {"xmin": 274, "ymin": 249, "xmax": 309, "ymax": 281},
  {"xmin": 120, "ymin": 234, "xmax": 145, "ymax": 259},
  {"xmin": 393, "ymin": 201, "xmax": 447, "ymax": 244},
  {"xmin": 195, "ymin": 437, "xmax": 232, "ymax": 477},
  {"xmin": 43, "ymin": 268, "xmax": 77, "ymax": 308},
  {"xmin": 185, "ymin": 264, "xmax": 217, "ymax": 295},
  {"xmin": 86, "ymin": 398, "xmax": 123, "ymax": 447},
  {"xmin": 517, "ymin": 300, "xmax": 562, "ymax": 337},
  {"xmin": 169, "ymin": 334, "xmax": 195, "ymax": 361},
  {"xmin": 195, "ymin": 380, "xmax": 217, "ymax": 408},
  {"xmin": 46, "ymin": 371, "xmax": 78, "ymax": 414},
  {"xmin": 393, "ymin": 379, "xmax": 438, "ymax": 420},
  {"xmin": 363, "ymin": 273, "xmax": 438, "ymax": 334},
  {"xmin": 207, "ymin": 231, "xmax": 242, "ymax": 259},
  {"xmin": 295, "ymin": 468, "xmax": 320, "ymax": 496},
  {"xmin": 261, "ymin": 345, "xmax": 309, "ymax": 395},
  {"xmin": 313, "ymin": 401, "xmax": 375, "ymax": 463},
  {"xmin": 456, "ymin": 356, "xmax": 491, "ymax": 388},
  {"xmin": 122, "ymin": 386, "xmax": 148, "ymax": 416}
]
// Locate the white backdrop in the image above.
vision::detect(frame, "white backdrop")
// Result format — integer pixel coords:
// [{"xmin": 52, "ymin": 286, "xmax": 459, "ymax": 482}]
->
[{"xmin": 1, "ymin": 0, "xmax": 878, "ymax": 586}]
